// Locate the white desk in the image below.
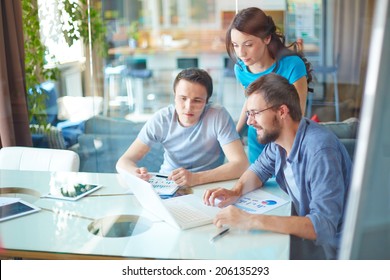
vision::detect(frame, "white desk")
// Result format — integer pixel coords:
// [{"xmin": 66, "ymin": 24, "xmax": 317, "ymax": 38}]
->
[{"xmin": 0, "ymin": 170, "xmax": 291, "ymax": 259}]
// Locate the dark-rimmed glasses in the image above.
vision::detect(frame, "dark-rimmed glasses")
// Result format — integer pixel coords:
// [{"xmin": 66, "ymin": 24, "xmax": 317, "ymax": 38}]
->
[{"xmin": 245, "ymin": 105, "xmax": 278, "ymax": 118}]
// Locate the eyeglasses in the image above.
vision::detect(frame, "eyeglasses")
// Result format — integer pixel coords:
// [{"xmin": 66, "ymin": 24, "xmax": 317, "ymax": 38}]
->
[{"xmin": 245, "ymin": 105, "xmax": 278, "ymax": 118}]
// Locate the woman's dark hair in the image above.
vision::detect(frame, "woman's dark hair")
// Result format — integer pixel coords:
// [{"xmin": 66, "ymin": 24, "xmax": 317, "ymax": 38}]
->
[
  {"xmin": 226, "ymin": 7, "xmax": 312, "ymax": 84},
  {"xmin": 173, "ymin": 68, "xmax": 213, "ymax": 102},
  {"xmin": 246, "ymin": 73, "xmax": 302, "ymax": 121}
]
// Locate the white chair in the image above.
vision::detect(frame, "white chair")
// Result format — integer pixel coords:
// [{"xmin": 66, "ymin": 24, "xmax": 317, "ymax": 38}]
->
[{"xmin": 0, "ymin": 146, "xmax": 80, "ymax": 172}]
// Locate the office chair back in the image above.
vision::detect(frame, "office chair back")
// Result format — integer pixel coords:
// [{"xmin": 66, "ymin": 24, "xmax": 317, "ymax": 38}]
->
[{"xmin": 0, "ymin": 146, "xmax": 80, "ymax": 172}]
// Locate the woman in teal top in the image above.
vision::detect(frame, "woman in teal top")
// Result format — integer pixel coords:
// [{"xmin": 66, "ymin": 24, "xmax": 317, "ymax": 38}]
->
[{"xmin": 226, "ymin": 7, "xmax": 312, "ymax": 163}]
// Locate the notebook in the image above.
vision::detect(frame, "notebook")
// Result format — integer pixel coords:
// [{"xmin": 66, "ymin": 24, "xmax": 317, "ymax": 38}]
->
[
  {"xmin": 118, "ymin": 168, "xmax": 220, "ymax": 230},
  {"xmin": 0, "ymin": 197, "xmax": 40, "ymax": 222}
]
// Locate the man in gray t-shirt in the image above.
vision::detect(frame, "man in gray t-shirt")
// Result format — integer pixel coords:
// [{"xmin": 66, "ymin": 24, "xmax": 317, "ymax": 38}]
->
[{"xmin": 116, "ymin": 68, "xmax": 248, "ymax": 187}]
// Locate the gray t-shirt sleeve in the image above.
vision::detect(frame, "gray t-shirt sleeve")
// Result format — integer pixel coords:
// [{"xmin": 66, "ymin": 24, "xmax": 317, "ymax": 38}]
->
[
  {"xmin": 214, "ymin": 106, "xmax": 240, "ymax": 146},
  {"xmin": 137, "ymin": 107, "xmax": 169, "ymax": 146}
]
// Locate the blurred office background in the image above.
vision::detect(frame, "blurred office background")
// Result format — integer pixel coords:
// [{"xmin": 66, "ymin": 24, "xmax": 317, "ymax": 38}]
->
[{"xmin": 36, "ymin": 0, "xmax": 370, "ymax": 123}]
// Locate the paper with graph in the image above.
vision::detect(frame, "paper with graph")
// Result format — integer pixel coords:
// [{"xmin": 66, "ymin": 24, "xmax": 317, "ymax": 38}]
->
[{"xmin": 234, "ymin": 189, "xmax": 290, "ymax": 214}]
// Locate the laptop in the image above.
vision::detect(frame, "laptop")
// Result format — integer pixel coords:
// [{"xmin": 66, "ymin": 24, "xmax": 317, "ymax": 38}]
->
[{"xmin": 118, "ymin": 168, "xmax": 220, "ymax": 230}]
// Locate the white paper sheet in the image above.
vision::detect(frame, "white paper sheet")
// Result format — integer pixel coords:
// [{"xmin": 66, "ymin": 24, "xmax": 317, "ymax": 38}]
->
[{"xmin": 234, "ymin": 189, "xmax": 290, "ymax": 214}]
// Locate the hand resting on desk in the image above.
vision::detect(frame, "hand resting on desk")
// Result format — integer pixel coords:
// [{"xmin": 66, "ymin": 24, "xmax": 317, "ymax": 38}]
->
[
  {"xmin": 213, "ymin": 205, "xmax": 253, "ymax": 229},
  {"xmin": 203, "ymin": 188, "xmax": 252, "ymax": 229}
]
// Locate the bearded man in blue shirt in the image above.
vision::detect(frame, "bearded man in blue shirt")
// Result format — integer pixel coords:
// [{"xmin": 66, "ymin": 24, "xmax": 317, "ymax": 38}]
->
[{"xmin": 204, "ymin": 73, "xmax": 352, "ymax": 259}]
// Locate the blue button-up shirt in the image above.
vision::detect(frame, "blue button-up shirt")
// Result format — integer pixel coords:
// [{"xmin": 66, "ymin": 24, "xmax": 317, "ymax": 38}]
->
[{"xmin": 249, "ymin": 118, "xmax": 352, "ymax": 259}]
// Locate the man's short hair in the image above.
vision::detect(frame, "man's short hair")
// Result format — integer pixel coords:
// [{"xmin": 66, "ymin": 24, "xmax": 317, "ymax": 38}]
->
[
  {"xmin": 246, "ymin": 73, "xmax": 302, "ymax": 121},
  {"xmin": 173, "ymin": 68, "xmax": 213, "ymax": 102}
]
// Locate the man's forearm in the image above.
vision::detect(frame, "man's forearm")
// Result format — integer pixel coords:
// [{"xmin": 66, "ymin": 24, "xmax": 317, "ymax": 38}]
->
[
  {"xmin": 194, "ymin": 160, "xmax": 248, "ymax": 186},
  {"xmin": 231, "ymin": 169, "xmax": 263, "ymax": 196},
  {"xmin": 116, "ymin": 157, "xmax": 139, "ymax": 174},
  {"xmin": 250, "ymin": 214, "xmax": 317, "ymax": 240}
]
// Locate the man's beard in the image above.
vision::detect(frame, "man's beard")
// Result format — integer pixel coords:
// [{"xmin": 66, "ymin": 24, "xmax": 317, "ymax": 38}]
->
[{"xmin": 257, "ymin": 116, "xmax": 280, "ymax": 145}]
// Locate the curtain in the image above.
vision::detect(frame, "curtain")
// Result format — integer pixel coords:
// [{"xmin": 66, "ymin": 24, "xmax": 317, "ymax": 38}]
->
[
  {"xmin": 0, "ymin": 0, "xmax": 32, "ymax": 147},
  {"xmin": 332, "ymin": 0, "xmax": 369, "ymax": 84}
]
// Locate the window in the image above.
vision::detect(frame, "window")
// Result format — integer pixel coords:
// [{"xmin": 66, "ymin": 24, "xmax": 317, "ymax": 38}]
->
[{"xmin": 17, "ymin": 0, "xmax": 373, "ymax": 173}]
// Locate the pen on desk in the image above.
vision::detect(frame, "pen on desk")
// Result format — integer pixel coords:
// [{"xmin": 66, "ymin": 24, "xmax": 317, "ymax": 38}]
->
[
  {"xmin": 156, "ymin": 174, "xmax": 168, "ymax": 178},
  {"xmin": 209, "ymin": 227, "xmax": 230, "ymax": 243}
]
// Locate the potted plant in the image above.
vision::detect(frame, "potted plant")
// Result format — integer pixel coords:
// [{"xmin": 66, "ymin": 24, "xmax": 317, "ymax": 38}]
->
[{"xmin": 128, "ymin": 21, "xmax": 140, "ymax": 48}]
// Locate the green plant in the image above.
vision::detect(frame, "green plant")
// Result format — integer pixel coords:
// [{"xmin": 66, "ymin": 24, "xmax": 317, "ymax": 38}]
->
[
  {"xmin": 60, "ymin": 0, "xmax": 107, "ymax": 99},
  {"xmin": 22, "ymin": 0, "xmax": 107, "ymax": 129},
  {"xmin": 128, "ymin": 21, "xmax": 140, "ymax": 41},
  {"xmin": 60, "ymin": 0, "xmax": 107, "ymax": 56},
  {"xmin": 22, "ymin": 0, "xmax": 59, "ymax": 128}
]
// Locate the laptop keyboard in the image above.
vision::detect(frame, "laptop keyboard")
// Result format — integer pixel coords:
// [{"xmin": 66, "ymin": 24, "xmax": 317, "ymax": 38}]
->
[{"xmin": 166, "ymin": 202, "xmax": 210, "ymax": 224}]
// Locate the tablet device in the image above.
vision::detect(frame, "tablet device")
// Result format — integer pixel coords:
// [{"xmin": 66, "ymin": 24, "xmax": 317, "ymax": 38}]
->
[
  {"xmin": 41, "ymin": 183, "xmax": 102, "ymax": 201},
  {"xmin": 0, "ymin": 198, "xmax": 40, "ymax": 222}
]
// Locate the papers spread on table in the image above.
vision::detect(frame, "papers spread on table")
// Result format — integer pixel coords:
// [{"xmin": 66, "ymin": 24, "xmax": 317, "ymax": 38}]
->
[
  {"xmin": 41, "ymin": 183, "xmax": 102, "ymax": 201},
  {"xmin": 234, "ymin": 189, "xmax": 290, "ymax": 214},
  {"xmin": 148, "ymin": 175, "xmax": 179, "ymax": 196},
  {"xmin": 0, "ymin": 197, "xmax": 40, "ymax": 222}
]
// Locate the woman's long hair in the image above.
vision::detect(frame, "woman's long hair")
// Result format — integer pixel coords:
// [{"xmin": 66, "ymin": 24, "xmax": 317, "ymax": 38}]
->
[{"xmin": 226, "ymin": 7, "xmax": 312, "ymax": 84}]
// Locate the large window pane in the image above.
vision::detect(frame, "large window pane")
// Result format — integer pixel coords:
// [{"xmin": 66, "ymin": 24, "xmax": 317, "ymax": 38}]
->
[{"xmin": 21, "ymin": 0, "xmax": 373, "ymax": 173}]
